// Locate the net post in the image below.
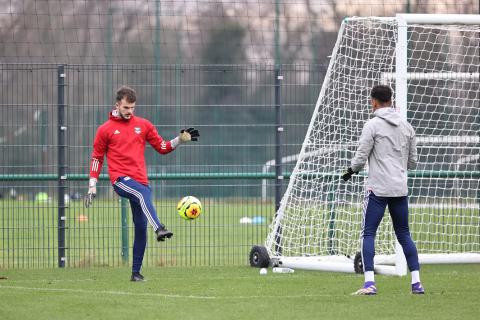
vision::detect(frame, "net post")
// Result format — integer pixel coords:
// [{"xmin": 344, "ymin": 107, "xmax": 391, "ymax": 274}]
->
[
  {"xmin": 395, "ymin": 14, "xmax": 408, "ymax": 119},
  {"xmin": 327, "ymin": 175, "xmax": 337, "ymax": 255},
  {"xmin": 394, "ymin": 15, "xmax": 409, "ymax": 276}
]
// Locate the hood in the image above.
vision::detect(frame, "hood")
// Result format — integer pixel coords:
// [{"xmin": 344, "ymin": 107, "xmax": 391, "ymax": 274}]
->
[
  {"xmin": 109, "ymin": 109, "xmax": 134, "ymax": 122},
  {"xmin": 374, "ymin": 107, "xmax": 400, "ymax": 126}
]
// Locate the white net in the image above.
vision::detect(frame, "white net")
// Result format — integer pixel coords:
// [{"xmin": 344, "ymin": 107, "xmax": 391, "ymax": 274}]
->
[{"xmin": 266, "ymin": 17, "xmax": 480, "ymax": 260}]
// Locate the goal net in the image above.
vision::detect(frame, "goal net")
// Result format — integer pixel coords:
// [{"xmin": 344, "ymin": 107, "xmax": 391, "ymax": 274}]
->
[{"xmin": 265, "ymin": 14, "xmax": 480, "ymax": 274}]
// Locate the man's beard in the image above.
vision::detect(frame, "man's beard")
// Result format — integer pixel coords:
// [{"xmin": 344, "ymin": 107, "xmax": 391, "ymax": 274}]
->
[{"xmin": 120, "ymin": 113, "xmax": 131, "ymax": 119}]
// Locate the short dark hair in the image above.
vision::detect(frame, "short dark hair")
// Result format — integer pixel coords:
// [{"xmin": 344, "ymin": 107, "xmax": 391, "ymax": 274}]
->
[
  {"xmin": 370, "ymin": 85, "xmax": 392, "ymax": 103},
  {"xmin": 116, "ymin": 86, "xmax": 136, "ymax": 103}
]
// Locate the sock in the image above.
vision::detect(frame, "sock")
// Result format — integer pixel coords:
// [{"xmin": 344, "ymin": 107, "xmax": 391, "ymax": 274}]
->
[
  {"xmin": 365, "ymin": 271, "xmax": 375, "ymax": 283},
  {"xmin": 411, "ymin": 270, "xmax": 420, "ymax": 284}
]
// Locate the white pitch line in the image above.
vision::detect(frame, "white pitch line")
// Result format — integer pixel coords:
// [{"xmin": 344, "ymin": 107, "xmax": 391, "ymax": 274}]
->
[
  {"xmin": 231, "ymin": 293, "xmax": 338, "ymax": 299},
  {"xmin": 0, "ymin": 285, "xmax": 216, "ymax": 300},
  {"xmin": 9, "ymin": 279, "xmax": 97, "ymax": 283},
  {"xmin": 0, "ymin": 284, "xmax": 340, "ymax": 299}
]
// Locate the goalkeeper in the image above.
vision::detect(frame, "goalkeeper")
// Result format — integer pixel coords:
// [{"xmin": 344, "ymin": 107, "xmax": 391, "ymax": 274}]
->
[
  {"xmin": 342, "ymin": 85, "xmax": 424, "ymax": 295},
  {"xmin": 84, "ymin": 86, "xmax": 199, "ymax": 281}
]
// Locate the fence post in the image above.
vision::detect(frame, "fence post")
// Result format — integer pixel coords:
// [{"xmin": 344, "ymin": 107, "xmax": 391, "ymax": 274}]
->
[
  {"xmin": 274, "ymin": 66, "xmax": 283, "ymax": 255},
  {"xmin": 274, "ymin": 67, "xmax": 283, "ymax": 211},
  {"xmin": 274, "ymin": 0, "xmax": 283, "ymax": 212},
  {"xmin": 57, "ymin": 65, "xmax": 67, "ymax": 268},
  {"xmin": 121, "ymin": 199, "xmax": 129, "ymax": 262}
]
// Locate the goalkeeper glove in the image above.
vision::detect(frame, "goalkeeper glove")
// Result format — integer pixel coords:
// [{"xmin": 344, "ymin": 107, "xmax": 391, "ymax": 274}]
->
[
  {"xmin": 84, "ymin": 178, "xmax": 97, "ymax": 208},
  {"xmin": 179, "ymin": 127, "xmax": 200, "ymax": 142},
  {"xmin": 342, "ymin": 167, "xmax": 358, "ymax": 181}
]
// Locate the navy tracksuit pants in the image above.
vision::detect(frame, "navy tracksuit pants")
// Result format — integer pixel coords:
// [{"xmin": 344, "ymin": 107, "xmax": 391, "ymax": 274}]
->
[
  {"xmin": 361, "ymin": 191, "xmax": 420, "ymax": 272},
  {"xmin": 113, "ymin": 177, "xmax": 164, "ymax": 273}
]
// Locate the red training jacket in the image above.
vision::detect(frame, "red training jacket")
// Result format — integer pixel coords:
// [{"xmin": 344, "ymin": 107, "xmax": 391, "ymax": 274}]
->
[{"xmin": 89, "ymin": 111, "xmax": 174, "ymax": 185}]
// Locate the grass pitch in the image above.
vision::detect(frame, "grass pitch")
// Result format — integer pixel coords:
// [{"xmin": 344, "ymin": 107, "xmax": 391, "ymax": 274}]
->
[{"xmin": 0, "ymin": 264, "xmax": 479, "ymax": 320}]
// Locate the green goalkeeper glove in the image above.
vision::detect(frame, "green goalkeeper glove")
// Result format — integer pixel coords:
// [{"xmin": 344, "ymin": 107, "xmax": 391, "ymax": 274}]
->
[
  {"xmin": 179, "ymin": 127, "xmax": 200, "ymax": 142},
  {"xmin": 342, "ymin": 167, "xmax": 358, "ymax": 181}
]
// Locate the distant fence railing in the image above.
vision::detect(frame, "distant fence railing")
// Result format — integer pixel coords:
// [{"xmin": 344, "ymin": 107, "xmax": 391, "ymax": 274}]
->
[
  {"xmin": 2, "ymin": 63, "xmax": 477, "ymax": 269},
  {"xmin": 0, "ymin": 63, "xmax": 325, "ymax": 268}
]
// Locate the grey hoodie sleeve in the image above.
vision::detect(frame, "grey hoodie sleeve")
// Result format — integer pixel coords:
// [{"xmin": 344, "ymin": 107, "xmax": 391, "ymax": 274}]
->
[
  {"xmin": 407, "ymin": 131, "xmax": 417, "ymax": 170},
  {"xmin": 351, "ymin": 121, "xmax": 375, "ymax": 173}
]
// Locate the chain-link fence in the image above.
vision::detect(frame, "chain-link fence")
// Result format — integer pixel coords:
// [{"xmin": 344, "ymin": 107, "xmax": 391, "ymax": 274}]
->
[
  {"xmin": 1, "ymin": 0, "xmax": 478, "ymax": 269},
  {"xmin": 0, "ymin": 63, "xmax": 324, "ymax": 268}
]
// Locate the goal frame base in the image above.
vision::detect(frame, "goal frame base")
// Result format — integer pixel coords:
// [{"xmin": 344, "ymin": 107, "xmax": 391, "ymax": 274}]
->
[{"xmin": 274, "ymin": 253, "xmax": 480, "ymax": 276}]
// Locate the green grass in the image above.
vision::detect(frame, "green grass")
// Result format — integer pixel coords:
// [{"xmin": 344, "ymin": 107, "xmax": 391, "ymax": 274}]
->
[
  {"xmin": 0, "ymin": 198, "xmax": 272, "ymax": 268},
  {"xmin": 2, "ymin": 198, "xmax": 479, "ymax": 268},
  {"xmin": 0, "ymin": 264, "xmax": 479, "ymax": 320}
]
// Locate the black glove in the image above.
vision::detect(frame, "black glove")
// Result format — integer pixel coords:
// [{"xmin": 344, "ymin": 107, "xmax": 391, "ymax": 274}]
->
[
  {"xmin": 180, "ymin": 127, "xmax": 200, "ymax": 142},
  {"xmin": 342, "ymin": 167, "xmax": 358, "ymax": 181}
]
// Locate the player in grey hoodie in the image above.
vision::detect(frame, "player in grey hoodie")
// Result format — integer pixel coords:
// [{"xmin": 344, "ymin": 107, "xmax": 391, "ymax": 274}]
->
[{"xmin": 342, "ymin": 85, "xmax": 424, "ymax": 295}]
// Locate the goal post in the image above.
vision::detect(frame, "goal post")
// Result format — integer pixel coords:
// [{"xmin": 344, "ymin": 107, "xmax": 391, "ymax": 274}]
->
[{"xmin": 261, "ymin": 14, "xmax": 480, "ymax": 275}]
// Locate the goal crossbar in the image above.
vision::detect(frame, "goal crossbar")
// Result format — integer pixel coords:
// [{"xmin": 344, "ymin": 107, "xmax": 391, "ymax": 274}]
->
[
  {"xmin": 382, "ymin": 72, "xmax": 480, "ymax": 81},
  {"xmin": 397, "ymin": 14, "xmax": 480, "ymax": 24},
  {"xmin": 345, "ymin": 14, "xmax": 480, "ymax": 24}
]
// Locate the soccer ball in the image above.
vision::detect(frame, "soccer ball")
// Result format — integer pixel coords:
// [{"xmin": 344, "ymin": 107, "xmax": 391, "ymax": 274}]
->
[{"xmin": 177, "ymin": 196, "xmax": 202, "ymax": 220}]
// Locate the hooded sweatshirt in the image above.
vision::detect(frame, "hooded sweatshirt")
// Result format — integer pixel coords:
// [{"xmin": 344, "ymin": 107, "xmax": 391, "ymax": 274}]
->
[
  {"xmin": 89, "ymin": 110, "xmax": 175, "ymax": 185},
  {"xmin": 351, "ymin": 107, "xmax": 417, "ymax": 197}
]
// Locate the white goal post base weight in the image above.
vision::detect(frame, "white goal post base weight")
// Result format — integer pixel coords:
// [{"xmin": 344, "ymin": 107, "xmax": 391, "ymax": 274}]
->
[
  {"xmin": 250, "ymin": 245, "xmax": 480, "ymax": 276},
  {"xmin": 251, "ymin": 13, "xmax": 480, "ymax": 276},
  {"xmin": 274, "ymin": 253, "xmax": 480, "ymax": 276}
]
